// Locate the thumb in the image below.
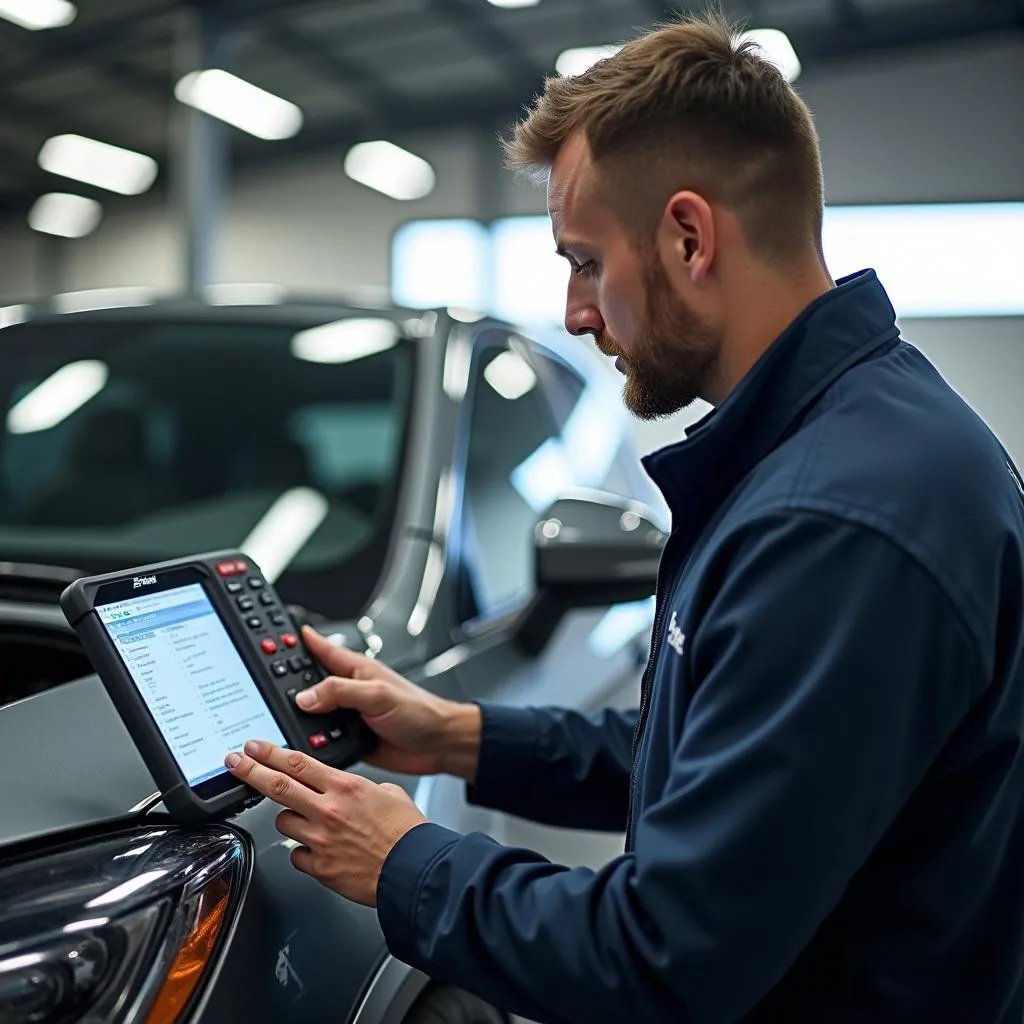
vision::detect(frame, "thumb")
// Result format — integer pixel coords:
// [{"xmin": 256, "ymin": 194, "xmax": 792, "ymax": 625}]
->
[
  {"xmin": 302, "ymin": 625, "xmax": 374, "ymax": 677},
  {"xmin": 296, "ymin": 674, "xmax": 391, "ymax": 717}
]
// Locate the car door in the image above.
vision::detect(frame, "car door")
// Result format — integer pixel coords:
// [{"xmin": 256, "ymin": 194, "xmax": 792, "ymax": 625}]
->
[{"xmin": 437, "ymin": 327, "xmax": 654, "ymax": 868}]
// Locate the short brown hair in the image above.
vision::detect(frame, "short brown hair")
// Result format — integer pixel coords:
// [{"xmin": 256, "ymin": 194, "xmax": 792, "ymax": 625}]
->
[{"xmin": 505, "ymin": 8, "xmax": 824, "ymax": 264}]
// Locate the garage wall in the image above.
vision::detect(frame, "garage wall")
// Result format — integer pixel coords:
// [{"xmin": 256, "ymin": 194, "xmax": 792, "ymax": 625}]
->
[{"xmin": 1, "ymin": 33, "xmax": 1021, "ymax": 299}]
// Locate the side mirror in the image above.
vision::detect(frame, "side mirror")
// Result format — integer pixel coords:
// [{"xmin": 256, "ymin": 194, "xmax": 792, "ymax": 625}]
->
[{"xmin": 516, "ymin": 490, "xmax": 666, "ymax": 655}]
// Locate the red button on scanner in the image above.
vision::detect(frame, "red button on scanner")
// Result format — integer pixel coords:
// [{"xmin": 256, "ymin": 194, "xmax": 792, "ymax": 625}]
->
[
  {"xmin": 281, "ymin": 633, "xmax": 298, "ymax": 648},
  {"xmin": 216, "ymin": 559, "xmax": 249, "ymax": 577},
  {"xmin": 309, "ymin": 733, "xmax": 328, "ymax": 750},
  {"xmin": 260, "ymin": 639, "xmax": 278, "ymax": 655}
]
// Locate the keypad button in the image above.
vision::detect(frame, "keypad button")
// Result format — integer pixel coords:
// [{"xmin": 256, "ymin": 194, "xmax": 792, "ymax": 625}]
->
[
  {"xmin": 217, "ymin": 559, "xmax": 247, "ymax": 577},
  {"xmin": 259, "ymin": 591, "xmax": 275, "ymax": 606},
  {"xmin": 301, "ymin": 670, "xmax": 317, "ymax": 686},
  {"xmin": 269, "ymin": 611, "xmax": 287, "ymax": 627},
  {"xmin": 225, "ymin": 580, "xmax": 243, "ymax": 594},
  {"xmin": 309, "ymin": 733, "xmax": 328, "ymax": 750},
  {"xmin": 281, "ymin": 633, "xmax": 298, "ymax": 648},
  {"xmin": 247, "ymin": 577, "xmax": 265, "ymax": 590},
  {"xmin": 245, "ymin": 615, "xmax": 262, "ymax": 629},
  {"xmin": 287, "ymin": 655, "xmax": 303, "ymax": 673},
  {"xmin": 328, "ymin": 727, "xmax": 343, "ymax": 742},
  {"xmin": 285, "ymin": 688, "xmax": 298, "ymax": 702},
  {"xmin": 237, "ymin": 596, "xmax": 255, "ymax": 612},
  {"xmin": 260, "ymin": 639, "xmax": 278, "ymax": 655},
  {"xmin": 299, "ymin": 654, "xmax": 313, "ymax": 669},
  {"xmin": 271, "ymin": 661, "xmax": 288, "ymax": 677}
]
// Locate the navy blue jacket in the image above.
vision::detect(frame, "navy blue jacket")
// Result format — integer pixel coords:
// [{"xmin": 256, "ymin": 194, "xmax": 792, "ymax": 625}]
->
[{"xmin": 378, "ymin": 270, "xmax": 1024, "ymax": 1024}]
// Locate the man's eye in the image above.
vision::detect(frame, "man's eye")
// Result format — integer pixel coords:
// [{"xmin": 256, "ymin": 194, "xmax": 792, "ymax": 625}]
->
[{"xmin": 572, "ymin": 260, "xmax": 599, "ymax": 279}]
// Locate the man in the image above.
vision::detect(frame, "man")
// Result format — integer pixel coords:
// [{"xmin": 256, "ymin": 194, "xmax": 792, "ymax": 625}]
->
[{"xmin": 226, "ymin": 11, "xmax": 1024, "ymax": 1023}]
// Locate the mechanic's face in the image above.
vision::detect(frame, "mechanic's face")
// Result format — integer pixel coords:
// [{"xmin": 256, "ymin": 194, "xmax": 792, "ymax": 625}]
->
[{"xmin": 550, "ymin": 133, "xmax": 721, "ymax": 419}]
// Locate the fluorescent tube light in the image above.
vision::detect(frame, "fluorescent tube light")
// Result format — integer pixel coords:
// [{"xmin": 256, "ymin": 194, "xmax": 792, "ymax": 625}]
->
[
  {"xmin": 7, "ymin": 360, "xmax": 109, "ymax": 434},
  {"xmin": 174, "ymin": 69, "xmax": 303, "ymax": 140},
  {"xmin": 483, "ymin": 349, "xmax": 537, "ymax": 400},
  {"xmin": 53, "ymin": 287, "xmax": 152, "ymax": 314},
  {"xmin": 555, "ymin": 44, "xmax": 621, "ymax": 77},
  {"xmin": 344, "ymin": 141, "xmax": 435, "ymax": 201},
  {"xmin": 0, "ymin": 0, "xmax": 75, "ymax": 30},
  {"xmin": 738, "ymin": 27, "xmax": 801, "ymax": 83},
  {"xmin": 488, "ymin": 0, "xmax": 541, "ymax": 7},
  {"xmin": 291, "ymin": 318, "xmax": 399, "ymax": 364},
  {"xmin": 241, "ymin": 487, "xmax": 329, "ymax": 583},
  {"xmin": 28, "ymin": 193, "xmax": 101, "ymax": 238},
  {"xmin": 204, "ymin": 282, "xmax": 287, "ymax": 306},
  {"xmin": 38, "ymin": 134, "xmax": 157, "ymax": 195},
  {"xmin": 0, "ymin": 305, "xmax": 28, "ymax": 329}
]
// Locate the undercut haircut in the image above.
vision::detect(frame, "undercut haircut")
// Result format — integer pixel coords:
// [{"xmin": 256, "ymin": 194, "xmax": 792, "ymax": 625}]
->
[{"xmin": 505, "ymin": 8, "xmax": 825, "ymax": 265}]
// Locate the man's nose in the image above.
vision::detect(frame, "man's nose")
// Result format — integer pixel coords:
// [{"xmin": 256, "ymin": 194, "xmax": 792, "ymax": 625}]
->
[{"xmin": 565, "ymin": 285, "xmax": 604, "ymax": 339}]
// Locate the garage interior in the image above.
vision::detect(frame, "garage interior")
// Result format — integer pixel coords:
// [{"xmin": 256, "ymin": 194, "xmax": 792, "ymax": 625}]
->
[{"xmin": 0, "ymin": 1, "xmax": 1022, "ymax": 1023}]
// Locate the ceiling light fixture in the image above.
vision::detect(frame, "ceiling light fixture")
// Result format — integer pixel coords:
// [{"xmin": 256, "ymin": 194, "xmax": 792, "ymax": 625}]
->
[
  {"xmin": 484, "ymin": 349, "xmax": 537, "ymax": 400},
  {"xmin": 0, "ymin": 0, "xmax": 75, "ymax": 30},
  {"xmin": 487, "ymin": 0, "xmax": 542, "ymax": 8},
  {"xmin": 53, "ymin": 287, "xmax": 152, "ymax": 314},
  {"xmin": 7, "ymin": 360, "xmax": 109, "ymax": 435},
  {"xmin": 204, "ymin": 283, "xmax": 287, "ymax": 306},
  {"xmin": 27, "ymin": 193, "xmax": 102, "ymax": 238},
  {"xmin": 344, "ymin": 141, "xmax": 435, "ymax": 201},
  {"xmin": 291, "ymin": 318, "xmax": 400, "ymax": 364},
  {"xmin": 38, "ymin": 134, "xmax": 158, "ymax": 195},
  {"xmin": 240, "ymin": 488, "xmax": 330, "ymax": 584},
  {"xmin": 0, "ymin": 305, "xmax": 29, "ymax": 330},
  {"xmin": 738, "ymin": 27, "xmax": 802, "ymax": 83},
  {"xmin": 554, "ymin": 44, "xmax": 622, "ymax": 77},
  {"xmin": 174, "ymin": 69, "xmax": 303, "ymax": 140}
]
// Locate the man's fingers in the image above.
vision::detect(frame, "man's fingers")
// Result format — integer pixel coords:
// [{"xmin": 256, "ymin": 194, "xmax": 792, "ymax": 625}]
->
[
  {"xmin": 296, "ymin": 674, "xmax": 390, "ymax": 717},
  {"xmin": 224, "ymin": 741, "xmax": 322, "ymax": 815},
  {"xmin": 241, "ymin": 739, "xmax": 335, "ymax": 792},
  {"xmin": 302, "ymin": 626, "xmax": 375, "ymax": 678},
  {"xmin": 276, "ymin": 808, "xmax": 314, "ymax": 846},
  {"xmin": 290, "ymin": 845, "xmax": 314, "ymax": 875}
]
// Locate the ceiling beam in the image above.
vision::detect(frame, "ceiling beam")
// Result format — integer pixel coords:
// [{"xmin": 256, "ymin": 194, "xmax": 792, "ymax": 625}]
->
[
  {"xmin": 267, "ymin": 19, "xmax": 406, "ymax": 111},
  {"xmin": 427, "ymin": 0, "xmax": 548, "ymax": 85}
]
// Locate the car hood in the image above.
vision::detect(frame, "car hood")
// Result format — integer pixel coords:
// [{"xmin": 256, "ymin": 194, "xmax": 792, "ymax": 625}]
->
[{"xmin": 0, "ymin": 674, "xmax": 157, "ymax": 848}]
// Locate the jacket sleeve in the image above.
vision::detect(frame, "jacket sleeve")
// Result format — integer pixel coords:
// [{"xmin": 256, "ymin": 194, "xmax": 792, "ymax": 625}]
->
[
  {"xmin": 465, "ymin": 703, "xmax": 639, "ymax": 831},
  {"xmin": 376, "ymin": 510, "xmax": 982, "ymax": 1024}
]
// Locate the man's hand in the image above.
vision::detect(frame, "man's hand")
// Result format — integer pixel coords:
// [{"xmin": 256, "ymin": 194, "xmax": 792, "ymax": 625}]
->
[
  {"xmin": 225, "ymin": 740, "xmax": 427, "ymax": 906},
  {"xmin": 300, "ymin": 627, "xmax": 482, "ymax": 784}
]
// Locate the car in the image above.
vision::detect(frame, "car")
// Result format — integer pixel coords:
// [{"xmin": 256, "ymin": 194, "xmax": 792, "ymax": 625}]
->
[{"xmin": 0, "ymin": 294, "xmax": 666, "ymax": 1024}]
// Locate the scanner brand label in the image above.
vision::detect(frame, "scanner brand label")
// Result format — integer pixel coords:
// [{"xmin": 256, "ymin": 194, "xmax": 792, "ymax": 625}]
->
[{"xmin": 132, "ymin": 575, "xmax": 158, "ymax": 588}]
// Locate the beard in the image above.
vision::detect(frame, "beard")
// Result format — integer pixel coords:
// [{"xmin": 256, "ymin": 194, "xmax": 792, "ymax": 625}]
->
[{"xmin": 600, "ymin": 256, "xmax": 720, "ymax": 421}]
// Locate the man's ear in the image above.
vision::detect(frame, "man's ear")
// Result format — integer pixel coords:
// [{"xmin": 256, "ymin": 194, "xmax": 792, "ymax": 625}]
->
[{"xmin": 663, "ymin": 190, "xmax": 715, "ymax": 282}]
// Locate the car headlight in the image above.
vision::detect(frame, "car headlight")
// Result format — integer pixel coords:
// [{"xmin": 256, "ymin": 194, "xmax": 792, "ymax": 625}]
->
[{"xmin": 0, "ymin": 824, "xmax": 247, "ymax": 1023}]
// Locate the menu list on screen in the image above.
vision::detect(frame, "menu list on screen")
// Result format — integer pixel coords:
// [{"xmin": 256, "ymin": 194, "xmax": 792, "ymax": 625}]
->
[{"xmin": 99, "ymin": 582, "xmax": 288, "ymax": 787}]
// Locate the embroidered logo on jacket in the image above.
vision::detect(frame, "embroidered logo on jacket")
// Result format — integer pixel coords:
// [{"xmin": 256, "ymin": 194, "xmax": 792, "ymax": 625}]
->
[{"xmin": 666, "ymin": 612, "xmax": 686, "ymax": 657}]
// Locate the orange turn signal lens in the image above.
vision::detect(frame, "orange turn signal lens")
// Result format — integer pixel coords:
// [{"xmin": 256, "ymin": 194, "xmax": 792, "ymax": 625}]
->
[{"xmin": 145, "ymin": 877, "xmax": 231, "ymax": 1024}]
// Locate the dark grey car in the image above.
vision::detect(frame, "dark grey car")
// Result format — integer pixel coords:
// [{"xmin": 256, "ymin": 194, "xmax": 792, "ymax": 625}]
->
[{"xmin": 0, "ymin": 297, "xmax": 663, "ymax": 1023}]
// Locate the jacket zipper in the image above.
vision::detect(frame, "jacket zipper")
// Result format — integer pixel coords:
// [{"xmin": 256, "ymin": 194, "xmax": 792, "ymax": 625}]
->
[{"xmin": 624, "ymin": 538, "xmax": 677, "ymax": 850}]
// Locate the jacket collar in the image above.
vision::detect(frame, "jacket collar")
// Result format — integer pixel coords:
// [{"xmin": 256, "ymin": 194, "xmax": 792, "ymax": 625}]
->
[{"xmin": 642, "ymin": 269, "xmax": 900, "ymax": 532}]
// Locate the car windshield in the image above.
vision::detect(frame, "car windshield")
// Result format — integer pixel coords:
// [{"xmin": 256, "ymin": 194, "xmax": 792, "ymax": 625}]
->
[{"xmin": 0, "ymin": 313, "xmax": 414, "ymax": 620}]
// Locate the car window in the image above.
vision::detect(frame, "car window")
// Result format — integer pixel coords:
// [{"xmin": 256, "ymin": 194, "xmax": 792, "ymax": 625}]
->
[
  {"xmin": 0, "ymin": 316, "xmax": 413, "ymax": 620},
  {"xmin": 458, "ymin": 334, "xmax": 565, "ymax": 623},
  {"xmin": 529, "ymin": 348, "xmax": 641, "ymax": 499}
]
